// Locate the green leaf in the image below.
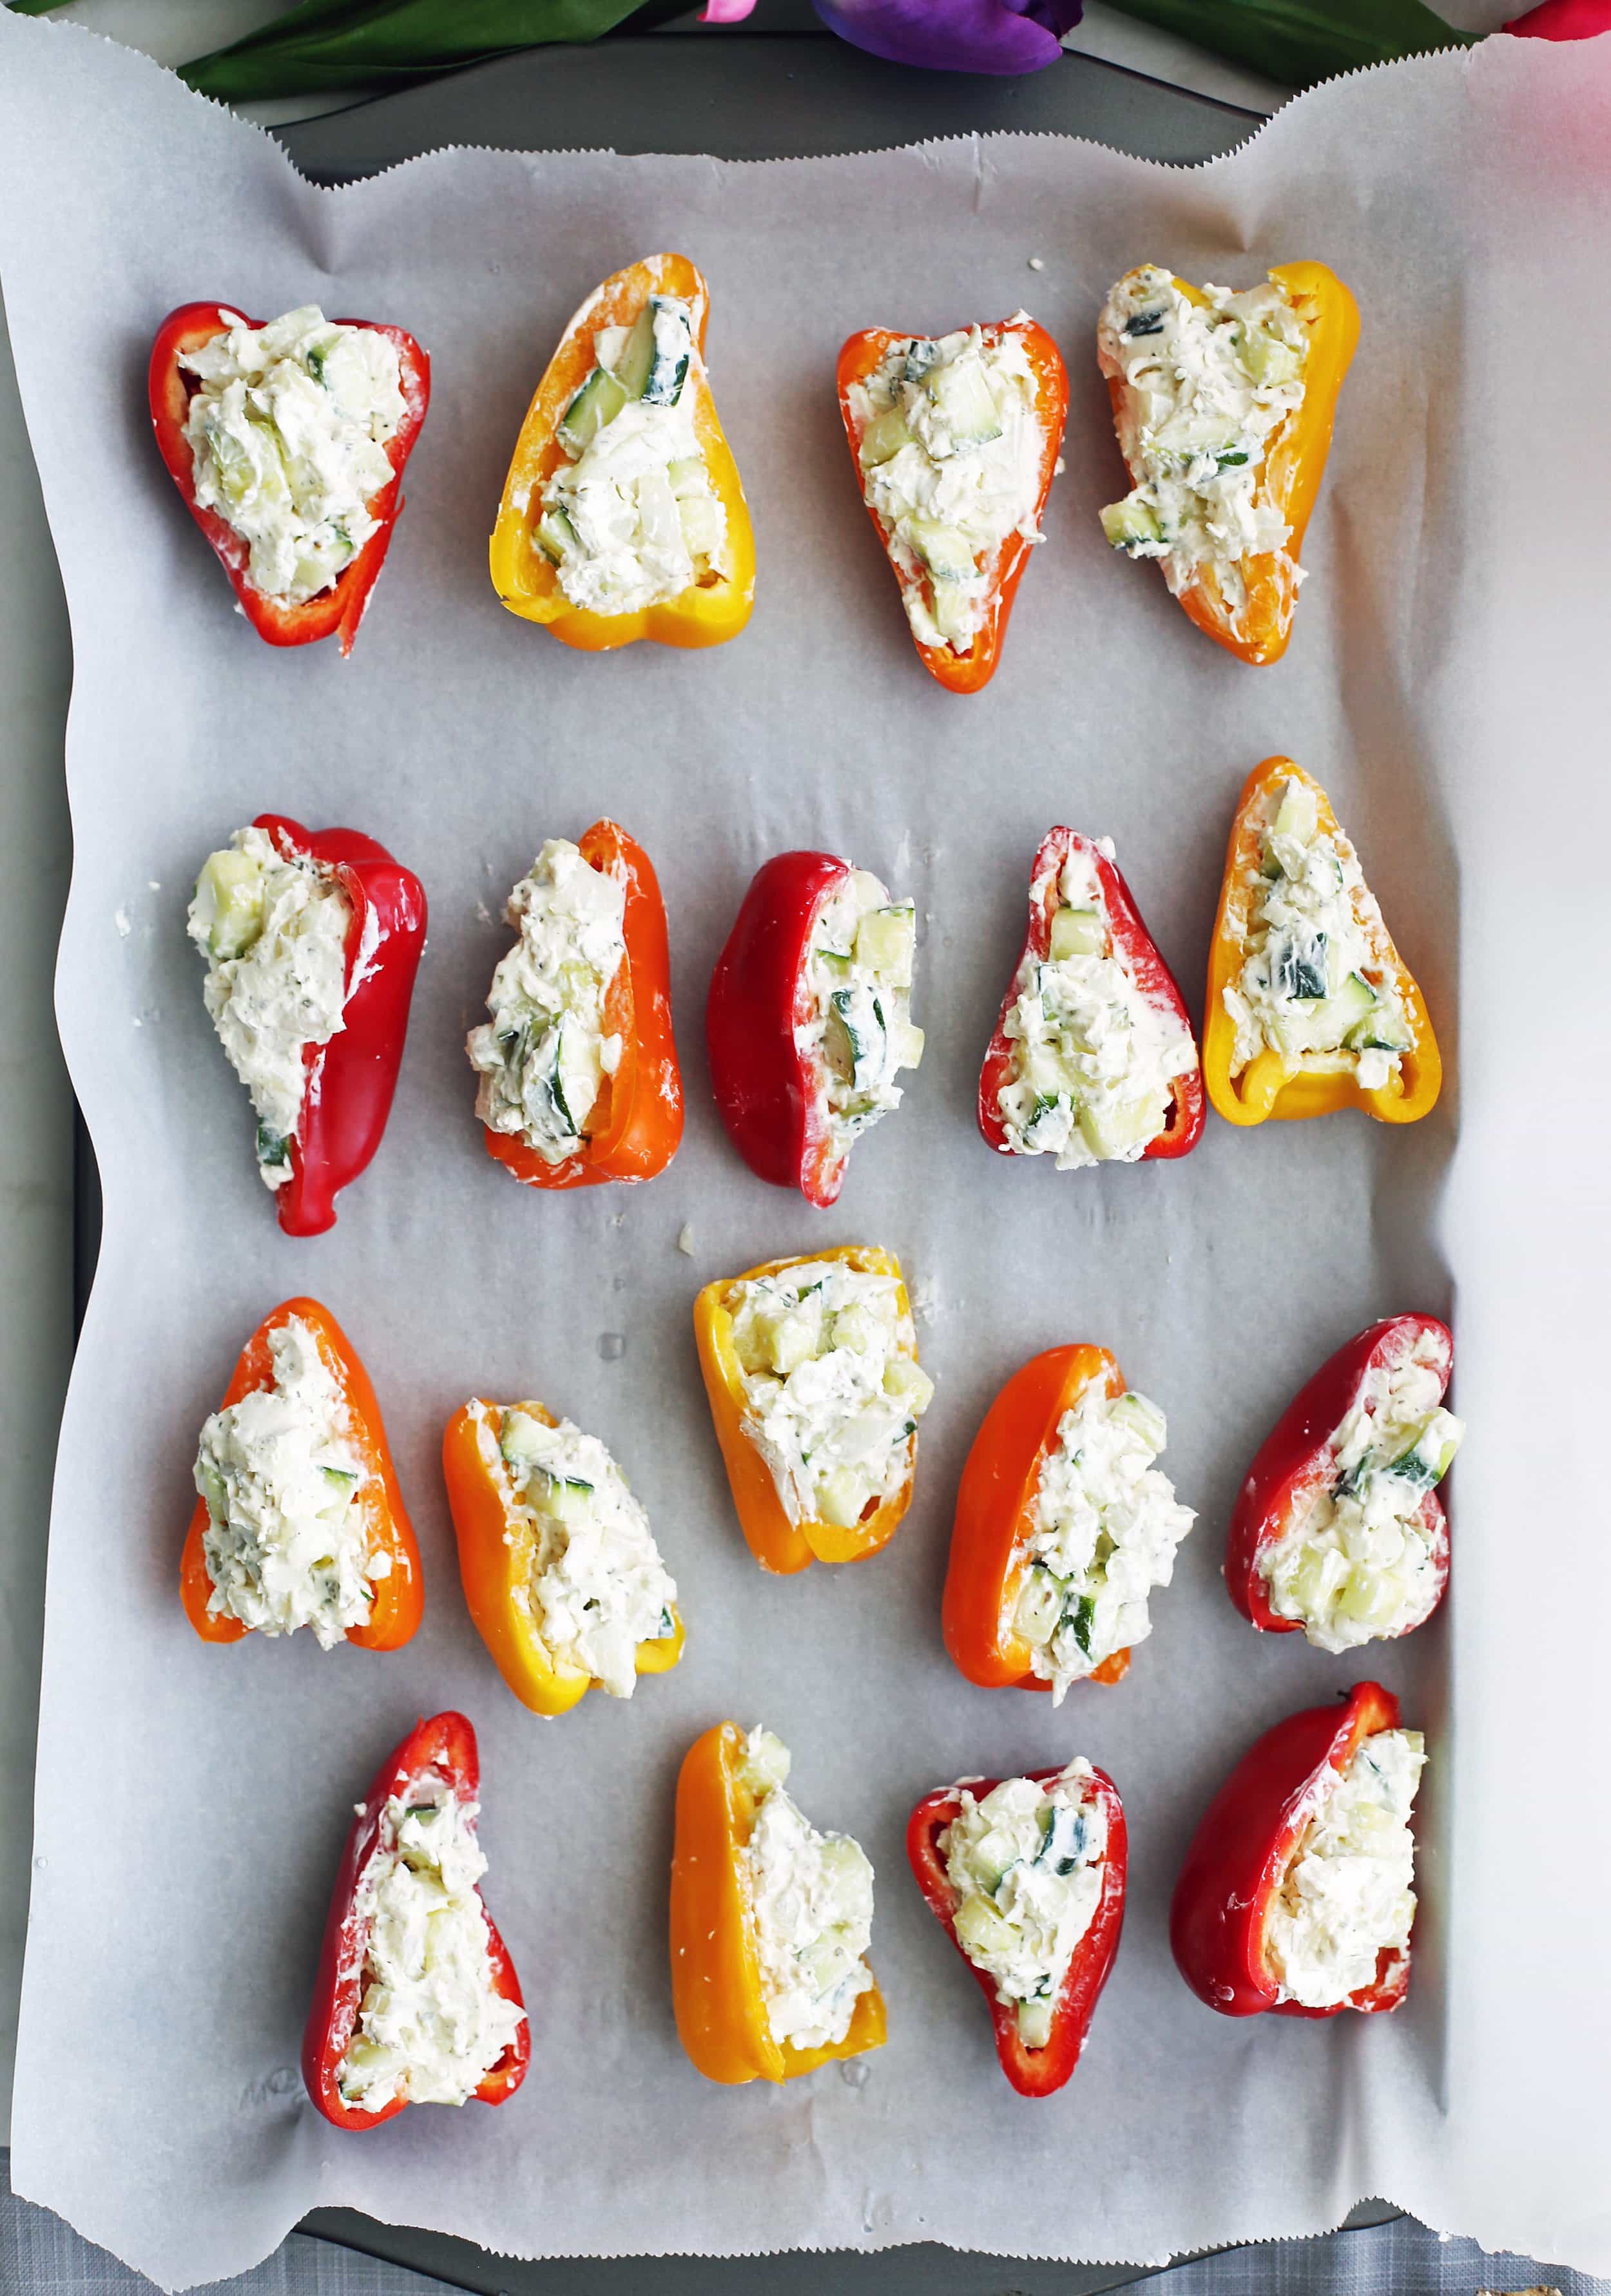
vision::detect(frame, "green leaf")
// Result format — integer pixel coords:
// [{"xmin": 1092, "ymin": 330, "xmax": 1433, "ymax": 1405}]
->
[
  {"xmin": 180, "ymin": 0, "xmax": 657, "ymax": 100},
  {"xmin": 1099, "ymin": 0, "xmax": 1478, "ymax": 88}
]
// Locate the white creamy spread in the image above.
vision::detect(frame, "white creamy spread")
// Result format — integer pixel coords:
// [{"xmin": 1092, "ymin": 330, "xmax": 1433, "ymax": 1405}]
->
[
  {"xmin": 996, "ymin": 839, "xmax": 1198, "ymax": 1169},
  {"xmin": 1222, "ymin": 774, "xmax": 1414, "ymax": 1090},
  {"xmin": 848, "ymin": 320, "xmax": 1045, "ymax": 651},
  {"xmin": 188, "ymin": 824, "xmax": 353, "ymax": 1189},
  {"xmin": 336, "ymin": 1784, "xmax": 526, "ymax": 2112},
  {"xmin": 1264, "ymin": 1727, "xmax": 1425, "ymax": 2011},
  {"xmin": 727, "ymin": 1259, "xmax": 932, "ymax": 1531},
  {"xmin": 796, "ymin": 867, "xmax": 924, "ymax": 1163},
  {"xmin": 941, "ymin": 1761, "xmax": 1108, "ymax": 2049},
  {"xmin": 180, "ymin": 305, "xmax": 404, "ymax": 605},
  {"xmin": 467, "ymin": 839, "xmax": 628, "ymax": 1163},
  {"xmin": 193, "ymin": 1314, "xmax": 386, "ymax": 1647},
  {"xmin": 1012, "ymin": 1385, "xmax": 1193, "ymax": 1701},
  {"xmin": 537, "ymin": 295, "xmax": 726, "ymax": 616},
  {"xmin": 735, "ymin": 1727, "xmax": 874, "ymax": 2052},
  {"xmin": 1097, "ymin": 266, "xmax": 1307, "ymax": 616},
  {"xmin": 1261, "ymin": 1333, "xmax": 1462, "ymax": 1650},
  {"xmin": 479, "ymin": 1403, "xmax": 677, "ymax": 1698}
]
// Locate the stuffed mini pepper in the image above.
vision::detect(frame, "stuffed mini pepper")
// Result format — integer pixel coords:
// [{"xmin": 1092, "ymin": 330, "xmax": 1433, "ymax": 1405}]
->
[
  {"xmin": 694, "ymin": 1246, "xmax": 932, "ymax": 1574},
  {"xmin": 303, "ymin": 1710, "xmax": 529, "ymax": 2126},
  {"xmin": 443, "ymin": 1397, "xmax": 684, "ymax": 1716},
  {"xmin": 836, "ymin": 314, "xmax": 1067, "ymax": 693},
  {"xmin": 1172, "ymin": 1682, "xmax": 1425, "ymax": 2018},
  {"xmin": 907, "ymin": 1758, "xmax": 1126, "ymax": 2096},
  {"xmin": 188, "ymin": 816, "xmax": 426, "ymax": 1234},
  {"xmin": 1096, "ymin": 262, "xmax": 1356, "ymax": 666},
  {"xmin": 149, "ymin": 301, "xmax": 429, "ymax": 654},
  {"xmin": 707, "ymin": 851, "xmax": 923, "ymax": 1205},
  {"xmin": 979, "ymin": 828, "xmax": 1202, "ymax": 1169},
  {"xmin": 467, "ymin": 822, "xmax": 682, "ymax": 1190},
  {"xmin": 489, "ymin": 253, "xmax": 754, "ymax": 651},
  {"xmin": 182, "ymin": 1296, "xmax": 421, "ymax": 1650},
  {"xmin": 944, "ymin": 1344, "xmax": 1193, "ymax": 1698},
  {"xmin": 670, "ymin": 1721, "xmax": 885, "ymax": 2085},
  {"xmin": 1227, "ymin": 1315, "xmax": 1461, "ymax": 1651},
  {"xmin": 1205, "ymin": 758, "xmax": 1440, "ymax": 1125}
]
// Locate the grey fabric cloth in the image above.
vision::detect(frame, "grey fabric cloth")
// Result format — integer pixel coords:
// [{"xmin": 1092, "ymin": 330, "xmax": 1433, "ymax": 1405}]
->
[{"xmin": 3, "ymin": 2157, "xmax": 1603, "ymax": 2296}]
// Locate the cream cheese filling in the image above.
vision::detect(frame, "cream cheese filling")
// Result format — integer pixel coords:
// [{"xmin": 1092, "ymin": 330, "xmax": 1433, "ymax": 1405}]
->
[
  {"xmin": 941, "ymin": 1761, "xmax": 1108, "ymax": 2048},
  {"xmin": 1264, "ymin": 1727, "xmax": 1425, "ymax": 2011},
  {"xmin": 735, "ymin": 1727, "xmax": 874, "ymax": 2052},
  {"xmin": 796, "ymin": 868, "xmax": 923, "ymax": 1162}
]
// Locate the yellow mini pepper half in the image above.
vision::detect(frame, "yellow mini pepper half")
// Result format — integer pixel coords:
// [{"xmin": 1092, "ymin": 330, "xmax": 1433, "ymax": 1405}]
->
[
  {"xmin": 1204, "ymin": 756, "xmax": 1442, "ymax": 1127},
  {"xmin": 693, "ymin": 1245, "xmax": 921, "ymax": 1575},
  {"xmin": 669, "ymin": 1721, "xmax": 887, "ymax": 2085},
  {"xmin": 488, "ymin": 252, "xmax": 755, "ymax": 652},
  {"xmin": 441, "ymin": 1397, "xmax": 685, "ymax": 1717}
]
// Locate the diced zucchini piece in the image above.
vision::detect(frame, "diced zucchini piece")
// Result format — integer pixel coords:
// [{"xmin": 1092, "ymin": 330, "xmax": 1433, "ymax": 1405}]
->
[
  {"xmin": 1273, "ymin": 928, "xmax": 1329, "ymax": 1004},
  {"xmin": 854, "ymin": 904, "xmax": 916, "ymax": 983},
  {"xmin": 929, "ymin": 582, "xmax": 975, "ymax": 647},
  {"xmin": 1063, "ymin": 1591, "xmax": 1097, "ymax": 1656},
  {"xmin": 1014, "ymin": 1566, "xmax": 1062, "ymax": 1649},
  {"xmin": 666, "ymin": 457, "xmax": 704, "ymax": 495},
  {"xmin": 897, "ymin": 1022, "xmax": 925, "ymax": 1070},
  {"xmin": 1385, "ymin": 1408, "xmax": 1461, "ymax": 1491},
  {"xmin": 1016, "ymin": 1998, "xmax": 1054, "ymax": 2050},
  {"xmin": 1241, "ymin": 328, "xmax": 1302, "ymax": 388},
  {"xmin": 829, "ymin": 987, "xmax": 887, "ymax": 1093},
  {"xmin": 256, "ymin": 1124, "xmax": 290, "ymax": 1171},
  {"xmin": 194, "ymin": 847, "xmax": 266, "ymax": 961},
  {"xmin": 1122, "ymin": 304, "xmax": 1168, "ymax": 340},
  {"xmin": 760, "ymin": 1297, "xmax": 822, "ymax": 1377},
  {"xmin": 1310, "ymin": 971, "xmax": 1376, "ymax": 1045},
  {"xmin": 901, "ymin": 339, "xmax": 941, "ymax": 384},
  {"xmin": 905, "ymin": 518, "xmax": 977, "ymax": 584},
  {"xmin": 954, "ymin": 1897, "xmax": 1018, "ymax": 1960},
  {"xmin": 970, "ymin": 1826, "xmax": 1019, "ymax": 1891},
  {"xmin": 1100, "ymin": 496, "xmax": 1162, "ymax": 553},
  {"xmin": 1290, "ymin": 1543, "xmax": 1348, "ymax": 1617},
  {"xmin": 858, "ymin": 407, "xmax": 914, "ymax": 468},
  {"xmin": 677, "ymin": 492, "xmax": 723, "ymax": 561},
  {"xmin": 815, "ymin": 948, "xmax": 853, "ymax": 977},
  {"xmin": 882, "ymin": 1355, "xmax": 933, "ymax": 1415},
  {"xmin": 557, "ymin": 366, "xmax": 628, "ymax": 454},
  {"xmin": 535, "ymin": 505, "xmax": 578, "ymax": 565},
  {"xmin": 737, "ymin": 1728, "xmax": 791, "ymax": 1801},
  {"xmin": 925, "ymin": 355, "xmax": 1003, "ymax": 448},
  {"xmin": 1049, "ymin": 905, "xmax": 1106, "ymax": 961},
  {"xmin": 322, "ymin": 1466, "xmax": 359, "ymax": 1490},
  {"xmin": 819, "ymin": 1836, "xmax": 872, "ymax": 1894},
  {"xmin": 816, "ymin": 1464, "xmax": 871, "ymax": 1529},
  {"xmin": 1109, "ymin": 1390, "xmax": 1167, "ymax": 1455},
  {"xmin": 613, "ymin": 296, "xmax": 691, "ymax": 406},
  {"xmin": 1272, "ymin": 778, "xmax": 1318, "ymax": 844},
  {"xmin": 537, "ymin": 1473, "xmax": 595, "ymax": 1526},
  {"xmin": 1077, "ymin": 1092, "xmax": 1160, "ymax": 1162},
  {"xmin": 1338, "ymin": 1564, "xmax": 1405, "ymax": 1629},
  {"xmin": 499, "ymin": 1409, "xmax": 550, "ymax": 1466},
  {"xmin": 197, "ymin": 1459, "xmax": 228, "ymax": 1520},
  {"xmin": 1349, "ymin": 999, "xmax": 1413, "ymax": 1055},
  {"xmin": 1036, "ymin": 1802, "xmax": 1088, "ymax": 1876}
]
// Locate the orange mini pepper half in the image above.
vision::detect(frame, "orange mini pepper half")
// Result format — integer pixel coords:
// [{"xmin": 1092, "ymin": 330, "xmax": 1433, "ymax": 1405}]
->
[
  {"xmin": 1203, "ymin": 756, "xmax": 1441, "ymax": 1128},
  {"xmin": 481, "ymin": 819, "xmax": 683, "ymax": 1192},
  {"xmin": 1097, "ymin": 262, "xmax": 1358, "ymax": 667},
  {"xmin": 488, "ymin": 253, "xmax": 754, "ymax": 652},
  {"xmin": 669, "ymin": 1720, "xmax": 887, "ymax": 2085},
  {"xmin": 181, "ymin": 1296, "xmax": 421, "ymax": 1649},
  {"xmin": 441, "ymin": 1396, "xmax": 684, "ymax": 1717},
  {"xmin": 693, "ymin": 1245, "xmax": 921, "ymax": 1575},
  {"xmin": 943, "ymin": 1345, "xmax": 1134, "ymax": 1694},
  {"xmin": 835, "ymin": 316, "xmax": 1068, "ymax": 694}
]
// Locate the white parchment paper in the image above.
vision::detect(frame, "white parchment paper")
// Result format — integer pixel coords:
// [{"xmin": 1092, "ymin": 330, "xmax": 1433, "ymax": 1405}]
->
[{"xmin": 2, "ymin": 17, "xmax": 1609, "ymax": 2286}]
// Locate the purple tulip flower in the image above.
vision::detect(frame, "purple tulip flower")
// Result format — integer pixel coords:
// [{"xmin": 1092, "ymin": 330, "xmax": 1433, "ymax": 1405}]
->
[{"xmin": 701, "ymin": 0, "xmax": 1083, "ymax": 73}]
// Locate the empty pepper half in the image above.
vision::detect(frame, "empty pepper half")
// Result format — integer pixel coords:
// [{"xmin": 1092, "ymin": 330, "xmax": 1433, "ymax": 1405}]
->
[
  {"xmin": 1170, "ymin": 1681, "xmax": 1426, "ymax": 2018},
  {"xmin": 693, "ymin": 1245, "xmax": 932, "ymax": 1574},
  {"xmin": 907, "ymin": 1758, "xmax": 1127, "ymax": 2096},
  {"xmin": 978, "ymin": 827, "xmax": 1204, "ymax": 1169},
  {"xmin": 148, "ymin": 301, "xmax": 430, "ymax": 655},
  {"xmin": 303, "ymin": 1710, "xmax": 529, "ymax": 2127},
  {"xmin": 188, "ymin": 813, "xmax": 427, "ymax": 1234},
  {"xmin": 1226, "ymin": 1315, "xmax": 1460, "ymax": 1653},
  {"xmin": 1096, "ymin": 262, "xmax": 1358, "ymax": 667},
  {"xmin": 943, "ymin": 1344, "xmax": 1193, "ymax": 1699},
  {"xmin": 467, "ymin": 820, "xmax": 684, "ymax": 1191},
  {"xmin": 489, "ymin": 253, "xmax": 754, "ymax": 651},
  {"xmin": 706, "ymin": 850, "xmax": 923, "ymax": 1206},
  {"xmin": 670, "ymin": 1720, "xmax": 886, "ymax": 2085},
  {"xmin": 443, "ymin": 1396, "xmax": 684, "ymax": 1716},
  {"xmin": 1204, "ymin": 756, "xmax": 1441, "ymax": 1126},
  {"xmin": 835, "ymin": 314, "xmax": 1068, "ymax": 693},
  {"xmin": 182, "ymin": 1296, "xmax": 421, "ymax": 1649}
]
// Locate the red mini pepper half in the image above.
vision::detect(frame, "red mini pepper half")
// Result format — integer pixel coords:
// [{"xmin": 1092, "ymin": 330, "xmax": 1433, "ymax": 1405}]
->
[
  {"xmin": 482, "ymin": 820, "xmax": 683, "ymax": 1193},
  {"xmin": 148, "ymin": 302, "xmax": 430, "ymax": 655},
  {"xmin": 978, "ymin": 829, "xmax": 1204, "ymax": 1163},
  {"xmin": 835, "ymin": 316, "xmax": 1069, "ymax": 694},
  {"xmin": 706, "ymin": 848, "xmax": 854, "ymax": 1206},
  {"xmin": 251, "ymin": 814, "xmax": 426, "ymax": 1236},
  {"xmin": 1170, "ymin": 1681, "xmax": 1413, "ymax": 2019},
  {"xmin": 907, "ymin": 1765, "xmax": 1128, "ymax": 2096},
  {"xmin": 1226, "ymin": 1315, "xmax": 1454, "ymax": 1638},
  {"xmin": 303, "ymin": 1710, "xmax": 530, "ymax": 2129}
]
